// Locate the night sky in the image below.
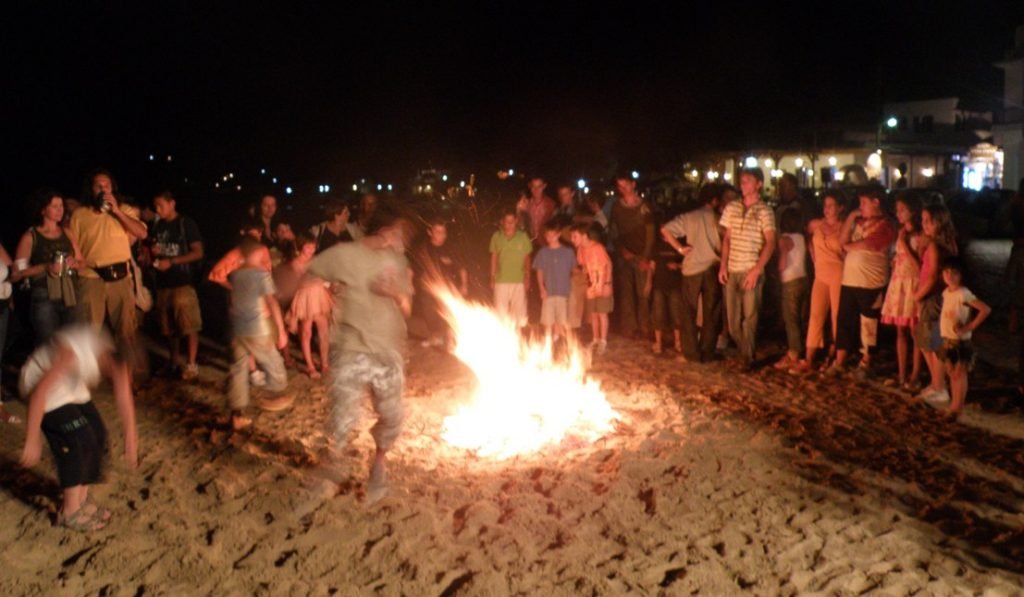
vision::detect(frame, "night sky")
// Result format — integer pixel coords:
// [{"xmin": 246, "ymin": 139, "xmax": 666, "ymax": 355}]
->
[{"xmin": 4, "ymin": 1, "xmax": 1023, "ymax": 201}]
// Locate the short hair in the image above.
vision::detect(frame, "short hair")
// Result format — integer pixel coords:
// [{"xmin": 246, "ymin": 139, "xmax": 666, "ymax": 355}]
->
[
  {"xmin": 614, "ymin": 171, "xmax": 636, "ymax": 183},
  {"xmin": 570, "ymin": 223, "xmax": 590, "ymax": 236},
  {"xmin": 857, "ymin": 184, "xmax": 886, "ymax": 203},
  {"xmin": 500, "ymin": 208, "xmax": 518, "ymax": 220},
  {"xmin": 780, "ymin": 208, "xmax": 803, "ymax": 234},
  {"xmin": 295, "ymin": 233, "xmax": 315, "ymax": 250},
  {"xmin": 697, "ymin": 183, "xmax": 722, "ymax": 206},
  {"xmin": 940, "ymin": 255, "xmax": 965, "ymax": 275},
  {"xmin": 324, "ymin": 199, "xmax": 348, "ymax": 219},
  {"xmin": 780, "ymin": 172, "xmax": 798, "ymax": 187},
  {"xmin": 154, "ymin": 190, "xmax": 175, "ymax": 203},
  {"xmin": 239, "ymin": 236, "xmax": 263, "ymax": 258},
  {"xmin": 739, "ymin": 167, "xmax": 764, "ymax": 184},
  {"xmin": 239, "ymin": 220, "xmax": 261, "ymax": 234},
  {"xmin": 543, "ymin": 221, "xmax": 561, "ymax": 234}
]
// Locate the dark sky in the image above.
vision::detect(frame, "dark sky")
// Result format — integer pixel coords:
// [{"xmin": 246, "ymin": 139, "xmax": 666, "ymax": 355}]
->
[{"xmin": 4, "ymin": 1, "xmax": 1023, "ymax": 199}]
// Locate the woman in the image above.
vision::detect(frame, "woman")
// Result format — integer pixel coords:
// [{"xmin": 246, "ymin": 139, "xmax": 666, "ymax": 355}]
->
[
  {"xmin": 285, "ymin": 235, "xmax": 334, "ymax": 379},
  {"xmin": 914, "ymin": 203, "xmax": 958, "ymax": 404},
  {"xmin": 791, "ymin": 191, "xmax": 845, "ymax": 373},
  {"xmin": 12, "ymin": 190, "xmax": 83, "ymax": 345},
  {"xmin": 309, "ymin": 199, "xmax": 354, "ymax": 254}
]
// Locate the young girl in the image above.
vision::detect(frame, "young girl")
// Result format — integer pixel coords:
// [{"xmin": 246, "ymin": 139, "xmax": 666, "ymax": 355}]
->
[
  {"xmin": 931, "ymin": 258, "xmax": 990, "ymax": 416},
  {"xmin": 285, "ymin": 235, "xmax": 334, "ymax": 379},
  {"xmin": 774, "ymin": 209, "xmax": 809, "ymax": 369},
  {"xmin": 880, "ymin": 194, "xmax": 923, "ymax": 389},
  {"xmin": 914, "ymin": 204, "xmax": 958, "ymax": 404},
  {"xmin": 19, "ymin": 325, "xmax": 138, "ymax": 531}
]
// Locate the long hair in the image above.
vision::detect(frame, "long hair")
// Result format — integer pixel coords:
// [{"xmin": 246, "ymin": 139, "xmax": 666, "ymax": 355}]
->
[
  {"xmin": 80, "ymin": 168, "xmax": 120, "ymax": 207},
  {"xmin": 893, "ymin": 191, "xmax": 923, "ymax": 234},
  {"xmin": 924, "ymin": 203, "xmax": 957, "ymax": 257},
  {"xmin": 28, "ymin": 188, "xmax": 62, "ymax": 226}
]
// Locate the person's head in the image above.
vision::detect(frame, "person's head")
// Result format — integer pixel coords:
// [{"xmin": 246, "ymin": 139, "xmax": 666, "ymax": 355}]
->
[
  {"xmin": 359, "ymin": 193, "xmax": 378, "ymax": 219},
  {"xmin": 239, "ymin": 236, "xmax": 264, "ymax": 266},
  {"xmin": 259, "ymin": 194, "xmax": 277, "ymax": 220},
  {"xmin": 275, "ymin": 221, "xmax": 295, "ymax": 243},
  {"xmin": 528, "ymin": 177, "xmax": 547, "ymax": 200},
  {"xmin": 720, "ymin": 184, "xmax": 739, "ymax": 209},
  {"xmin": 426, "ymin": 218, "xmax": 448, "ymax": 246},
  {"xmin": 570, "ymin": 223, "xmax": 590, "ymax": 247},
  {"xmin": 921, "ymin": 203, "xmax": 958, "ymax": 255},
  {"xmin": 614, "ymin": 174, "xmax": 637, "ymax": 197},
  {"xmin": 543, "ymin": 222, "xmax": 561, "ymax": 247},
  {"xmin": 697, "ymin": 183, "xmax": 723, "ymax": 211},
  {"xmin": 738, "ymin": 168, "xmax": 763, "ymax": 198},
  {"xmin": 778, "ymin": 173, "xmax": 799, "ymax": 200},
  {"xmin": 500, "ymin": 210, "xmax": 518, "ymax": 236},
  {"xmin": 940, "ymin": 256, "xmax": 965, "ymax": 288},
  {"xmin": 240, "ymin": 221, "xmax": 262, "ymax": 241},
  {"xmin": 152, "ymin": 191, "xmax": 178, "ymax": 220},
  {"xmin": 294, "ymin": 233, "xmax": 316, "ymax": 260},
  {"xmin": 893, "ymin": 192, "xmax": 922, "ymax": 232},
  {"xmin": 821, "ymin": 190, "xmax": 846, "ymax": 221},
  {"xmin": 30, "ymin": 189, "xmax": 64, "ymax": 226},
  {"xmin": 856, "ymin": 184, "xmax": 885, "ymax": 218},
  {"xmin": 556, "ymin": 185, "xmax": 574, "ymax": 207},
  {"xmin": 780, "ymin": 207, "xmax": 803, "ymax": 234},
  {"xmin": 325, "ymin": 199, "xmax": 350, "ymax": 224},
  {"xmin": 84, "ymin": 169, "xmax": 118, "ymax": 206}
]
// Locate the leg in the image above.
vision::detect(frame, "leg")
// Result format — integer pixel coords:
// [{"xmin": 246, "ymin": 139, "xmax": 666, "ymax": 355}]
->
[
  {"xmin": 833, "ymin": 286, "xmax": 861, "ymax": 368},
  {"xmin": 699, "ymin": 268, "xmax": 722, "ymax": 361},
  {"xmin": 301, "ymin": 319, "xmax": 317, "ymax": 376},
  {"xmin": 228, "ymin": 338, "xmax": 252, "ymax": 413},
  {"xmin": 187, "ymin": 333, "xmax": 200, "ymax": 367},
  {"xmin": 804, "ymin": 278, "xmax": 829, "ymax": 365},
  {"xmin": 30, "ymin": 291, "xmax": 60, "ymax": 346},
  {"xmin": 724, "ymin": 273, "xmax": 743, "ymax": 353},
  {"xmin": 634, "ymin": 263, "xmax": 651, "ymax": 335},
  {"xmin": 615, "ymin": 258, "xmax": 638, "ymax": 336},
  {"xmin": 327, "ymin": 351, "xmax": 371, "ymax": 448},
  {"xmin": 597, "ymin": 313, "xmax": 609, "ymax": 342},
  {"xmin": 781, "ymin": 279, "xmax": 805, "ymax": 359},
  {"xmin": 679, "ymin": 273, "xmax": 702, "ymax": 361},
  {"xmin": 315, "ymin": 316, "xmax": 331, "ymax": 375},
  {"xmin": 738, "ymin": 272, "xmax": 764, "ymax": 363},
  {"xmin": 895, "ymin": 325, "xmax": 909, "ymax": 383},
  {"xmin": 669, "ymin": 290, "xmax": 684, "ymax": 353},
  {"xmin": 75, "ymin": 277, "xmax": 107, "ymax": 331}
]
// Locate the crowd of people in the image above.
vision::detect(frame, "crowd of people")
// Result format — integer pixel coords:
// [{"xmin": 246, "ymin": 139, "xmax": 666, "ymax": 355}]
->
[{"xmin": 1, "ymin": 166, "xmax": 1021, "ymax": 532}]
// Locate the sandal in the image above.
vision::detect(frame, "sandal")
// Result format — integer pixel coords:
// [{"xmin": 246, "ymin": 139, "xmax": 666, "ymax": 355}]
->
[
  {"xmin": 58, "ymin": 507, "xmax": 108, "ymax": 532},
  {"xmin": 81, "ymin": 495, "xmax": 112, "ymax": 523},
  {"xmin": 306, "ymin": 367, "xmax": 321, "ymax": 380}
]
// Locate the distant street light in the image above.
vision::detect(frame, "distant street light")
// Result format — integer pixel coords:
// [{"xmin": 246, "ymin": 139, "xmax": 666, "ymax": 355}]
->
[
  {"xmin": 285, "ymin": 186, "xmax": 293, "ymax": 194},
  {"xmin": 744, "ymin": 156, "xmax": 758, "ymax": 168},
  {"xmin": 886, "ymin": 116, "xmax": 898, "ymax": 128},
  {"xmin": 828, "ymin": 156, "xmax": 838, "ymax": 167},
  {"xmin": 631, "ymin": 170, "xmax": 639, "ymax": 179},
  {"xmin": 577, "ymin": 178, "xmax": 586, "ymax": 189}
]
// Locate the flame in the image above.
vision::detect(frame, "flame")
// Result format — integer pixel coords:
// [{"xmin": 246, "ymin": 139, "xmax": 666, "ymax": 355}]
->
[{"xmin": 431, "ymin": 284, "xmax": 619, "ymax": 460}]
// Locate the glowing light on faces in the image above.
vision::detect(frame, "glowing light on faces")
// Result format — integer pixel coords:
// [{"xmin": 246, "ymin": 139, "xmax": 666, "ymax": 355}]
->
[{"xmin": 433, "ymin": 286, "xmax": 619, "ymax": 459}]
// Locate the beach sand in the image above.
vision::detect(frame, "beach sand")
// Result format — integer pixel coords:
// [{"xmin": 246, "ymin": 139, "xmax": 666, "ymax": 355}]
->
[{"xmin": 2, "ymin": 337, "xmax": 1024, "ymax": 595}]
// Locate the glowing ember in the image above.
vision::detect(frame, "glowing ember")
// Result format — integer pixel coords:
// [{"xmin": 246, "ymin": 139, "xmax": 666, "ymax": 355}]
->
[{"xmin": 432, "ymin": 285, "xmax": 619, "ymax": 459}]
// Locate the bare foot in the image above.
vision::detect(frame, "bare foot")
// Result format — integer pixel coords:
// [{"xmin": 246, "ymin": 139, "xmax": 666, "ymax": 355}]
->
[
  {"xmin": 231, "ymin": 413, "xmax": 253, "ymax": 431},
  {"xmin": 366, "ymin": 460, "xmax": 388, "ymax": 504}
]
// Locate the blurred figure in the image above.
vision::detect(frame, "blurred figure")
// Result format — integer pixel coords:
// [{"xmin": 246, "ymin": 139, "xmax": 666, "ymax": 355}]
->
[
  {"xmin": 525, "ymin": 177, "xmax": 556, "ymax": 245},
  {"xmin": 0, "ymin": 242, "xmax": 18, "ymax": 424},
  {"xmin": 609, "ymin": 173, "xmax": 655, "ymax": 339},
  {"xmin": 256, "ymin": 194, "xmax": 279, "ymax": 247},
  {"xmin": 309, "ymin": 199, "xmax": 355, "ymax": 253}
]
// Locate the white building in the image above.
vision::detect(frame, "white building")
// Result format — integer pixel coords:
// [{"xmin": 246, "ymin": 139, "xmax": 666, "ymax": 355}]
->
[{"xmin": 993, "ymin": 24, "xmax": 1024, "ymax": 191}]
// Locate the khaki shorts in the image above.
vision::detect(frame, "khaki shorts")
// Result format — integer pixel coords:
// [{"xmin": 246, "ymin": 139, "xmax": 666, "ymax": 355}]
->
[
  {"xmin": 586, "ymin": 294, "xmax": 614, "ymax": 315},
  {"xmin": 540, "ymin": 296, "xmax": 569, "ymax": 326},
  {"xmin": 157, "ymin": 286, "xmax": 203, "ymax": 336},
  {"xmin": 76, "ymin": 276, "xmax": 137, "ymax": 340}
]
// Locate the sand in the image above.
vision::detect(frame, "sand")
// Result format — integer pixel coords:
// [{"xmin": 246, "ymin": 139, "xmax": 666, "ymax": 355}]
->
[{"xmin": 2, "ymin": 337, "xmax": 1024, "ymax": 596}]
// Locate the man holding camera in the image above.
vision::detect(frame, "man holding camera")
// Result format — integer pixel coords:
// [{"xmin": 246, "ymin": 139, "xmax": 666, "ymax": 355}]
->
[{"xmin": 69, "ymin": 170, "xmax": 148, "ymax": 360}]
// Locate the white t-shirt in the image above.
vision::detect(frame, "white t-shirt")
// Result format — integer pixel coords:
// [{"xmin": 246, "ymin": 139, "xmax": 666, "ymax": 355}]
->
[
  {"xmin": 19, "ymin": 325, "xmax": 111, "ymax": 413},
  {"xmin": 940, "ymin": 286, "xmax": 978, "ymax": 340},
  {"xmin": 780, "ymin": 233, "xmax": 807, "ymax": 283}
]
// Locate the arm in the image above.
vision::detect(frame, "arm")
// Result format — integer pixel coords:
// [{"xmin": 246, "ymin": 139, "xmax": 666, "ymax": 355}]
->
[
  {"xmin": 208, "ymin": 250, "xmax": 237, "ymax": 290},
  {"xmin": 20, "ymin": 346, "xmax": 76, "ymax": 468},
  {"xmin": 718, "ymin": 228, "xmax": 732, "ymax": 284},
  {"xmin": 777, "ymin": 235, "xmax": 794, "ymax": 273},
  {"xmin": 742, "ymin": 229, "xmax": 776, "ymax": 290},
  {"xmin": 458, "ymin": 267, "xmax": 469, "ymax": 296},
  {"xmin": 522, "ymin": 252, "xmax": 532, "ymax": 292},
  {"xmin": 11, "ymin": 231, "xmax": 47, "ymax": 282},
  {"xmin": 913, "ymin": 243, "xmax": 939, "ymax": 301},
  {"xmin": 109, "ymin": 201, "xmax": 148, "ymax": 240},
  {"xmin": 660, "ymin": 221, "xmax": 693, "ymax": 256},
  {"xmin": 489, "ymin": 252, "xmax": 498, "ymax": 289},
  {"xmin": 958, "ymin": 297, "xmax": 992, "ymax": 335},
  {"xmin": 839, "ymin": 210, "xmax": 859, "ymax": 246},
  {"xmin": 155, "ymin": 240, "xmax": 204, "ymax": 272},
  {"xmin": 641, "ymin": 213, "xmax": 656, "ymax": 263},
  {"xmin": 264, "ymin": 294, "xmax": 289, "ymax": 349},
  {"xmin": 642, "ymin": 262, "xmax": 654, "ymax": 298},
  {"xmin": 100, "ymin": 351, "xmax": 137, "ymax": 469},
  {"xmin": 65, "ymin": 227, "xmax": 86, "ymax": 270},
  {"xmin": 536, "ymin": 268, "xmax": 547, "ymax": 299}
]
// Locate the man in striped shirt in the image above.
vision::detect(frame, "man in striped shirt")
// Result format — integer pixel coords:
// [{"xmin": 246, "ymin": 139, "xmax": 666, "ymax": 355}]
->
[{"xmin": 718, "ymin": 168, "xmax": 776, "ymax": 367}]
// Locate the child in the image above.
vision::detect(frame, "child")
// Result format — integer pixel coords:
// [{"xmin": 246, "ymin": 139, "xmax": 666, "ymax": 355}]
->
[
  {"xmin": 774, "ymin": 209, "xmax": 809, "ymax": 369},
  {"xmin": 881, "ymin": 194, "xmax": 923, "ymax": 389},
  {"xmin": 285, "ymin": 235, "xmax": 334, "ymax": 379},
  {"xmin": 571, "ymin": 224, "xmax": 613, "ymax": 354},
  {"xmin": 490, "ymin": 210, "xmax": 533, "ymax": 330},
  {"xmin": 414, "ymin": 218, "xmax": 468, "ymax": 350},
  {"xmin": 646, "ymin": 238, "xmax": 684, "ymax": 355},
  {"xmin": 18, "ymin": 325, "xmax": 137, "ymax": 531},
  {"xmin": 227, "ymin": 237, "xmax": 294, "ymax": 430},
  {"xmin": 533, "ymin": 222, "xmax": 577, "ymax": 343},
  {"xmin": 928, "ymin": 258, "xmax": 990, "ymax": 416}
]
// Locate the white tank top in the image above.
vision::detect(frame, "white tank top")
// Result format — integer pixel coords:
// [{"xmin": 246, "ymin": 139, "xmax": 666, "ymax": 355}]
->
[{"xmin": 781, "ymin": 233, "xmax": 807, "ymax": 283}]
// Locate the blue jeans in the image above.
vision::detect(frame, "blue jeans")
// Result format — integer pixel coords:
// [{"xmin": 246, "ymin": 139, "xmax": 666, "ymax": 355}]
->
[
  {"xmin": 724, "ymin": 271, "xmax": 764, "ymax": 362},
  {"xmin": 30, "ymin": 287, "xmax": 75, "ymax": 347}
]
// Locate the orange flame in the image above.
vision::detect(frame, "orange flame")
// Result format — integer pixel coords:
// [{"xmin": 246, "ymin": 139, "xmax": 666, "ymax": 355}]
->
[{"xmin": 431, "ymin": 284, "xmax": 618, "ymax": 459}]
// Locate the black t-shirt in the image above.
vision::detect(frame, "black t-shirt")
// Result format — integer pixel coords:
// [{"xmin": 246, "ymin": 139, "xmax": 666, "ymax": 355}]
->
[
  {"xmin": 151, "ymin": 216, "xmax": 203, "ymax": 288},
  {"xmin": 416, "ymin": 242, "xmax": 461, "ymax": 287}
]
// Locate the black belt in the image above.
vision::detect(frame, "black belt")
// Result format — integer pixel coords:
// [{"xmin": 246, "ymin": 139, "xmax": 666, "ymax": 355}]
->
[{"xmin": 92, "ymin": 262, "xmax": 130, "ymax": 282}]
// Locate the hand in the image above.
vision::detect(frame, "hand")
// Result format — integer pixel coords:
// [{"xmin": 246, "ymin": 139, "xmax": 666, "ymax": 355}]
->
[
  {"xmin": 48, "ymin": 262, "xmax": 63, "ymax": 275},
  {"xmin": 678, "ymin": 246, "xmax": 693, "ymax": 256},
  {"xmin": 277, "ymin": 330, "xmax": 289, "ymax": 350},
  {"xmin": 154, "ymin": 258, "xmax": 172, "ymax": 272},
  {"xmin": 104, "ymin": 193, "xmax": 121, "ymax": 213},
  {"xmin": 539, "ymin": 287, "xmax": 548, "ymax": 300},
  {"xmin": 846, "ymin": 208, "xmax": 861, "ymax": 222},
  {"xmin": 953, "ymin": 323, "xmax": 968, "ymax": 336},
  {"xmin": 742, "ymin": 268, "xmax": 761, "ymax": 290},
  {"xmin": 19, "ymin": 433, "xmax": 42, "ymax": 468},
  {"xmin": 642, "ymin": 283, "xmax": 652, "ymax": 298},
  {"xmin": 523, "ymin": 279, "xmax": 531, "ymax": 293},
  {"xmin": 489, "ymin": 275, "xmax": 496, "ymax": 290},
  {"xmin": 718, "ymin": 267, "xmax": 729, "ymax": 285}
]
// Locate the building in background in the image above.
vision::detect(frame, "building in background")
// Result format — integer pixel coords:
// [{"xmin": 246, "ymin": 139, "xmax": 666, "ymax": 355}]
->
[{"xmin": 993, "ymin": 24, "xmax": 1024, "ymax": 190}]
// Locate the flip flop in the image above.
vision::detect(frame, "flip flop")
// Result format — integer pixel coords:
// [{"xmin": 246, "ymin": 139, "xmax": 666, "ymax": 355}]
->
[{"xmin": 58, "ymin": 507, "xmax": 108, "ymax": 532}]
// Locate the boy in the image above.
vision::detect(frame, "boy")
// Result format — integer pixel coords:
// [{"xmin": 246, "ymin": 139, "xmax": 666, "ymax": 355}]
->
[
  {"xmin": 308, "ymin": 215, "xmax": 414, "ymax": 502},
  {"xmin": 489, "ymin": 210, "xmax": 533, "ymax": 330},
  {"xmin": 571, "ymin": 224, "xmax": 613, "ymax": 354},
  {"xmin": 927, "ymin": 258, "xmax": 991, "ymax": 416},
  {"xmin": 645, "ymin": 238, "xmax": 684, "ymax": 355},
  {"xmin": 19, "ymin": 325, "xmax": 137, "ymax": 531},
  {"xmin": 414, "ymin": 218, "xmax": 468, "ymax": 350},
  {"xmin": 533, "ymin": 222, "xmax": 576, "ymax": 343},
  {"xmin": 227, "ymin": 237, "xmax": 293, "ymax": 430},
  {"xmin": 150, "ymin": 191, "xmax": 204, "ymax": 380}
]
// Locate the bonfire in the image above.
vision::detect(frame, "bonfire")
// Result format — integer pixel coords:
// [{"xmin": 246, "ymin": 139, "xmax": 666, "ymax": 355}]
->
[{"xmin": 431, "ymin": 285, "xmax": 619, "ymax": 460}]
